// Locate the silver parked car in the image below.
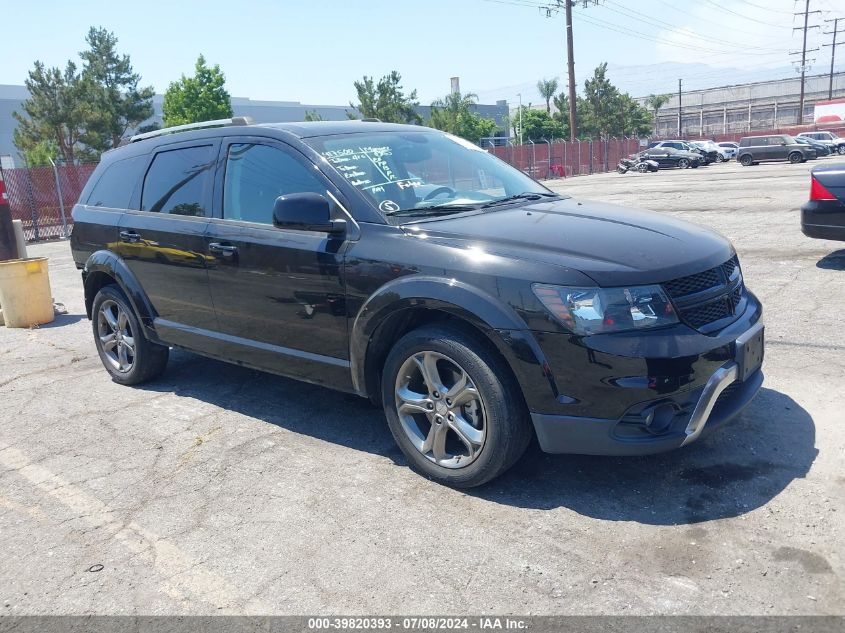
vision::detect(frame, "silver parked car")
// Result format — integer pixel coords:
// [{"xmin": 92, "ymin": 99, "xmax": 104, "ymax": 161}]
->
[{"xmin": 717, "ymin": 142, "xmax": 738, "ymax": 161}]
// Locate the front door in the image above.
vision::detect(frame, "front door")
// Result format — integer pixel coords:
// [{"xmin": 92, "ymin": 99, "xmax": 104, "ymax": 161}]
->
[
  {"xmin": 118, "ymin": 141, "xmax": 219, "ymax": 346},
  {"xmin": 203, "ymin": 138, "xmax": 352, "ymax": 388}
]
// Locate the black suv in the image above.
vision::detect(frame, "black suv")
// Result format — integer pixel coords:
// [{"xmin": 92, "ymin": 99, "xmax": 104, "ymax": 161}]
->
[{"xmin": 71, "ymin": 119, "xmax": 765, "ymax": 487}]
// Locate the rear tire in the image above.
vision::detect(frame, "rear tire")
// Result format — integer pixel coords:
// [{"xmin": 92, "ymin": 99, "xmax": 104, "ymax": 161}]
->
[
  {"xmin": 740, "ymin": 154, "xmax": 753, "ymax": 167},
  {"xmin": 381, "ymin": 323, "xmax": 532, "ymax": 488},
  {"xmin": 788, "ymin": 152, "xmax": 803, "ymax": 164},
  {"xmin": 677, "ymin": 158, "xmax": 690, "ymax": 169},
  {"xmin": 92, "ymin": 284, "xmax": 169, "ymax": 385}
]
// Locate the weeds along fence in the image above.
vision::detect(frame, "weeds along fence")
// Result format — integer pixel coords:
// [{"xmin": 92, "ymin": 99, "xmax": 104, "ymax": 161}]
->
[
  {"xmin": 2, "ymin": 163, "xmax": 98, "ymax": 243},
  {"xmin": 487, "ymin": 138, "xmax": 643, "ymax": 179}
]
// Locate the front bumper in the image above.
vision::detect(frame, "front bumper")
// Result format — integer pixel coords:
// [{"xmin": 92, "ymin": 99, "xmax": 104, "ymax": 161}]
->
[
  {"xmin": 531, "ymin": 363, "xmax": 762, "ymax": 455},
  {"xmin": 520, "ymin": 298, "xmax": 765, "ymax": 455}
]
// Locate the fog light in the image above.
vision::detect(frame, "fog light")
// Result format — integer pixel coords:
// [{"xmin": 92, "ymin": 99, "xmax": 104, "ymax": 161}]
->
[{"xmin": 643, "ymin": 403, "xmax": 677, "ymax": 435}]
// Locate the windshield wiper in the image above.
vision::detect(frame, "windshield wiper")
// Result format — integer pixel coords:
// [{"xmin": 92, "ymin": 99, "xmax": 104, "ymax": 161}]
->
[
  {"xmin": 479, "ymin": 192, "xmax": 560, "ymax": 208},
  {"xmin": 386, "ymin": 205, "xmax": 480, "ymax": 218}
]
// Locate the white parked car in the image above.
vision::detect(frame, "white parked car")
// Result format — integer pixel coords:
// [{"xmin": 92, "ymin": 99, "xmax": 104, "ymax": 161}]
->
[
  {"xmin": 718, "ymin": 142, "xmax": 739, "ymax": 161},
  {"xmin": 797, "ymin": 131, "xmax": 845, "ymax": 155}
]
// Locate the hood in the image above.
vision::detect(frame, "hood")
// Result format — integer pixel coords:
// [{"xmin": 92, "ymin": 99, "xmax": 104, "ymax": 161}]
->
[{"xmin": 401, "ymin": 197, "xmax": 734, "ymax": 287}]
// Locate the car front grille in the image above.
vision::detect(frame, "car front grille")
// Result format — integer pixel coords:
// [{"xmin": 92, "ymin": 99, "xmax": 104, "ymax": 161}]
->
[{"xmin": 663, "ymin": 256, "xmax": 744, "ymax": 331}]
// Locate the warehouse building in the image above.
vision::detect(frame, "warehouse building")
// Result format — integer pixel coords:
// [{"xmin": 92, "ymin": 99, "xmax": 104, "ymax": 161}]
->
[{"xmin": 641, "ymin": 72, "xmax": 845, "ymax": 138}]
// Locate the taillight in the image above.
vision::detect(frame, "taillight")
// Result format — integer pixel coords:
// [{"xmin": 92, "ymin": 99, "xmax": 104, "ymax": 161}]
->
[{"xmin": 810, "ymin": 175, "xmax": 836, "ymax": 201}]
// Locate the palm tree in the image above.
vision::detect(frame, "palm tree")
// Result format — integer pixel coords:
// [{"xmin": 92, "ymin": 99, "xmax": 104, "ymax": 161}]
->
[
  {"xmin": 537, "ymin": 78, "xmax": 560, "ymax": 115},
  {"xmin": 644, "ymin": 93, "xmax": 672, "ymax": 135},
  {"xmin": 429, "ymin": 91, "xmax": 479, "ymax": 133}
]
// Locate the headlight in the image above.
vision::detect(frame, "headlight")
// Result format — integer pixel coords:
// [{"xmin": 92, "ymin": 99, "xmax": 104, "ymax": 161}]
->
[{"xmin": 532, "ymin": 284, "xmax": 678, "ymax": 335}]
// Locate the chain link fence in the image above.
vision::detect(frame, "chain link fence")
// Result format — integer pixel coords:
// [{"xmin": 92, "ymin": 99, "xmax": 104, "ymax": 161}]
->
[
  {"xmin": 487, "ymin": 138, "xmax": 643, "ymax": 179},
  {"xmin": 2, "ymin": 163, "xmax": 97, "ymax": 243}
]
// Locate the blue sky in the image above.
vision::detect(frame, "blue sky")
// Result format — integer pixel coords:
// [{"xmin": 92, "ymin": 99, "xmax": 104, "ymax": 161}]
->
[{"xmin": 2, "ymin": 0, "xmax": 841, "ymax": 106}]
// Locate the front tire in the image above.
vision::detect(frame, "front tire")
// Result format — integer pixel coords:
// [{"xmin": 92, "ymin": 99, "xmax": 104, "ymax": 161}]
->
[
  {"xmin": 677, "ymin": 158, "xmax": 690, "ymax": 169},
  {"xmin": 381, "ymin": 323, "xmax": 531, "ymax": 488},
  {"xmin": 92, "ymin": 284, "xmax": 169, "ymax": 385},
  {"xmin": 740, "ymin": 154, "xmax": 753, "ymax": 166},
  {"xmin": 837, "ymin": 145, "xmax": 845, "ymax": 155}
]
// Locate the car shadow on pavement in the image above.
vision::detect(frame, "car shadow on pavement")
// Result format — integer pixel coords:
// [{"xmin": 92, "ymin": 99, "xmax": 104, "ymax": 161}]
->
[
  {"xmin": 139, "ymin": 349, "xmax": 405, "ymax": 459},
  {"xmin": 141, "ymin": 352, "xmax": 816, "ymax": 527},
  {"xmin": 817, "ymin": 249, "xmax": 845, "ymax": 270},
  {"xmin": 475, "ymin": 387, "xmax": 817, "ymax": 525}
]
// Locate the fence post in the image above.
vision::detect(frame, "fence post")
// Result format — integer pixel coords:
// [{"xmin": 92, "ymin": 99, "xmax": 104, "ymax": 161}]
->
[
  {"xmin": 588, "ymin": 140, "xmax": 593, "ymax": 175},
  {"xmin": 49, "ymin": 158, "xmax": 69, "ymax": 238},
  {"xmin": 24, "ymin": 167, "xmax": 39, "ymax": 242}
]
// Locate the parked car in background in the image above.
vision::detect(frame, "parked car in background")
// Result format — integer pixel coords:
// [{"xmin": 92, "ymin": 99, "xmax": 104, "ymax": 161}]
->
[
  {"xmin": 794, "ymin": 136, "xmax": 830, "ymax": 157},
  {"xmin": 801, "ymin": 163, "xmax": 845, "ymax": 241},
  {"xmin": 736, "ymin": 135, "xmax": 815, "ymax": 166},
  {"xmin": 649, "ymin": 140, "xmax": 716, "ymax": 165},
  {"xmin": 637, "ymin": 146, "xmax": 702, "ymax": 169},
  {"xmin": 718, "ymin": 142, "xmax": 739, "ymax": 160},
  {"xmin": 70, "ymin": 118, "xmax": 764, "ymax": 487},
  {"xmin": 689, "ymin": 140, "xmax": 723, "ymax": 163},
  {"xmin": 797, "ymin": 131, "xmax": 845, "ymax": 155}
]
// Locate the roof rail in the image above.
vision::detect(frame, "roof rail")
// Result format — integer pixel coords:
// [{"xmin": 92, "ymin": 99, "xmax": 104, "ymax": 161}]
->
[{"xmin": 129, "ymin": 116, "xmax": 253, "ymax": 143}]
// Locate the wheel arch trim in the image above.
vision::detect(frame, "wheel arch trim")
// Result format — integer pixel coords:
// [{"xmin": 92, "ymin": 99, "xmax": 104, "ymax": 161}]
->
[
  {"xmin": 349, "ymin": 275, "xmax": 557, "ymax": 403},
  {"xmin": 83, "ymin": 250, "xmax": 157, "ymax": 334}
]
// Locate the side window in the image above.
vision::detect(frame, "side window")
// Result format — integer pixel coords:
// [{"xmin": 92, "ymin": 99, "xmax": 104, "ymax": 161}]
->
[
  {"xmin": 755, "ymin": 138, "xmax": 769, "ymax": 146},
  {"xmin": 87, "ymin": 156, "xmax": 142, "ymax": 209},
  {"xmin": 141, "ymin": 145, "xmax": 214, "ymax": 216},
  {"xmin": 223, "ymin": 143, "xmax": 327, "ymax": 224}
]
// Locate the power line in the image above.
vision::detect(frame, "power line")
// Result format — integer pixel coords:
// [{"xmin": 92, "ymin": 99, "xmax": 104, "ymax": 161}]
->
[
  {"xmin": 572, "ymin": 10, "xmax": 792, "ymax": 56},
  {"xmin": 600, "ymin": 0, "xmax": 789, "ymax": 52},
  {"xmin": 652, "ymin": 0, "xmax": 790, "ymax": 36},
  {"xmin": 700, "ymin": 0, "xmax": 796, "ymax": 29},
  {"xmin": 739, "ymin": 0, "xmax": 798, "ymax": 15}
]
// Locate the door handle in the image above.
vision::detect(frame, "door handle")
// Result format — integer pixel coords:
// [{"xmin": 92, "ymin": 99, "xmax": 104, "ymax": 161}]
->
[
  {"xmin": 119, "ymin": 230, "xmax": 141, "ymax": 244},
  {"xmin": 209, "ymin": 242, "xmax": 238, "ymax": 257}
]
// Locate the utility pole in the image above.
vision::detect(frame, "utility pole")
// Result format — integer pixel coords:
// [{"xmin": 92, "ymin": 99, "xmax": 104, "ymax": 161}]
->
[
  {"xmin": 564, "ymin": 0, "xmax": 577, "ymax": 141},
  {"xmin": 823, "ymin": 18, "xmax": 844, "ymax": 100},
  {"xmin": 543, "ymin": 1, "xmax": 602, "ymax": 141},
  {"xmin": 677, "ymin": 79, "xmax": 683, "ymax": 137},
  {"xmin": 791, "ymin": 0, "xmax": 821, "ymax": 124}
]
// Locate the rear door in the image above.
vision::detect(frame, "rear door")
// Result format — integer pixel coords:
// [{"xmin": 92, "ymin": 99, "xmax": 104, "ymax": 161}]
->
[
  {"xmin": 118, "ymin": 140, "xmax": 219, "ymax": 345},
  {"xmin": 768, "ymin": 136, "xmax": 789, "ymax": 160},
  {"xmin": 202, "ymin": 137, "xmax": 353, "ymax": 388},
  {"xmin": 749, "ymin": 137, "xmax": 769, "ymax": 161}
]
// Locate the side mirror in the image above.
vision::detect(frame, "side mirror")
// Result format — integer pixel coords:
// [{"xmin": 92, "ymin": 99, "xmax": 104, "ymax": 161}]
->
[{"xmin": 272, "ymin": 193, "xmax": 346, "ymax": 235}]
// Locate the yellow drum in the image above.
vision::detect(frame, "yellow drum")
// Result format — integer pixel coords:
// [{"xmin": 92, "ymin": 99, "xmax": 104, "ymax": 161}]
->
[{"xmin": 0, "ymin": 257, "xmax": 54, "ymax": 327}]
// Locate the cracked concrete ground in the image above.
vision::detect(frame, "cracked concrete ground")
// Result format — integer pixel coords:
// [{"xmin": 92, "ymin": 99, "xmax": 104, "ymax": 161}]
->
[{"xmin": 0, "ymin": 158, "xmax": 842, "ymax": 615}]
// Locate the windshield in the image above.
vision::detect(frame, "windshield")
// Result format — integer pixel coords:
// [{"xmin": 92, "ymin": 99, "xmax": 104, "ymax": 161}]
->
[{"xmin": 305, "ymin": 130, "xmax": 561, "ymax": 219}]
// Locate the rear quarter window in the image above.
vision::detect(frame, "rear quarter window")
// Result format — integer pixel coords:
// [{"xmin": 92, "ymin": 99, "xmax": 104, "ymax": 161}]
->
[
  {"xmin": 141, "ymin": 145, "xmax": 215, "ymax": 216},
  {"xmin": 86, "ymin": 156, "xmax": 144, "ymax": 209}
]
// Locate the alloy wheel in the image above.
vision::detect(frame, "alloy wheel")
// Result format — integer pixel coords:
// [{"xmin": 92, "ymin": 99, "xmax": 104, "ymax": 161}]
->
[
  {"xmin": 394, "ymin": 350, "xmax": 487, "ymax": 469},
  {"xmin": 97, "ymin": 299, "xmax": 135, "ymax": 373}
]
